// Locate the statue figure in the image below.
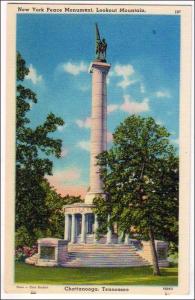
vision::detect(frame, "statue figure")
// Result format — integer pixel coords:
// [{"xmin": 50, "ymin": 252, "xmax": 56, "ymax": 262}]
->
[{"xmin": 95, "ymin": 23, "xmax": 107, "ymax": 62}]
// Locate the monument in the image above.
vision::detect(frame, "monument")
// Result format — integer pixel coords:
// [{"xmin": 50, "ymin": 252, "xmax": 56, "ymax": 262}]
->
[
  {"xmin": 63, "ymin": 23, "xmax": 113, "ymax": 245},
  {"xmin": 26, "ymin": 24, "xmax": 169, "ymax": 268}
]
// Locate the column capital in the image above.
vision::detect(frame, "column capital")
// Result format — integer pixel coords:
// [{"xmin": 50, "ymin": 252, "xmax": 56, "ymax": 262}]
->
[{"xmin": 89, "ymin": 61, "xmax": 111, "ymax": 74}]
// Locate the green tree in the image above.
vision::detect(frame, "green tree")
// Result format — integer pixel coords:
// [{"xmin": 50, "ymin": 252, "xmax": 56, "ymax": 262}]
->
[
  {"xmin": 16, "ymin": 52, "xmax": 65, "ymax": 242},
  {"xmin": 94, "ymin": 115, "xmax": 179, "ymax": 275},
  {"xmin": 15, "ymin": 177, "xmax": 84, "ymax": 247},
  {"xmin": 42, "ymin": 179, "xmax": 83, "ymax": 239}
]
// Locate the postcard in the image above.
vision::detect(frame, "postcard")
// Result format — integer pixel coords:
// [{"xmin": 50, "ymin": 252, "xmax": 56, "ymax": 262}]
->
[{"xmin": 1, "ymin": 1, "xmax": 194, "ymax": 299}]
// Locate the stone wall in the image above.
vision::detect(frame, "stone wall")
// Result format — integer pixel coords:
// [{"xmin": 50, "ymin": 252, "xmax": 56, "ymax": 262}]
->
[{"xmin": 138, "ymin": 240, "xmax": 169, "ymax": 267}]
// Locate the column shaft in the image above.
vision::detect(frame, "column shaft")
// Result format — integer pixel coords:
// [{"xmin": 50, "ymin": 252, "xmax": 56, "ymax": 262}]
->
[
  {"xmin": 64, "ymin": 214, "xmax": 69, "ymax": 240},
  {"xmin": 85, "ymin": 62, "xmax": 110, "ymax": 204},
  {"xmin": 90, "ymin": 69, "xmax": 105, "ymax": 193},
  {"xmin": 71, "ymin": 214, "xmax": 76, "ymax": 243},
  {"xmin": 124, "ymin": 233, "xmax": 129, "ymax": 245},
  {"xmin": 81, "ymin": 214, "xmax": 86, "ymax": 243},
  {"xmin": 106, "ymin": 215, "xmax": 112, "ymax": 244},
  {"xmin": 94, "ymin": 214, "xmax": 98, "ymax": 243}
]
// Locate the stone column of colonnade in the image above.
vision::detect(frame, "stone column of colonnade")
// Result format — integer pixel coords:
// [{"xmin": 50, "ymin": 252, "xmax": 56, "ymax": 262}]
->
[
  {"xmin": 64, "ymin": 212, "xmax": 126, "ymax": 245},
  {"xmin": 64, "ymin": 214, "xmax": 69, "ymax": 240},
  {"xmin": 64, "ymin": 213, "xmax": 87, "ymax": 244}
]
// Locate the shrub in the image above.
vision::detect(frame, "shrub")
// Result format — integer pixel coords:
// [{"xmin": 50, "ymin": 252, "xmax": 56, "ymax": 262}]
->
[
  {"xmin": 15, "ymin": 245, "xmax": 38, "ymax": 262},
  {"xmin": 168, "ymin": 252, "xmax": 178, "ymax": 266},
  {"xmin": 15, "ymin": 226, "xmax": 34, "ymax": 248}
]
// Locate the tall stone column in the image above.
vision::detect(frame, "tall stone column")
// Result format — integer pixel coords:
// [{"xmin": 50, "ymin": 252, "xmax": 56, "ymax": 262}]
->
[
  {"xmin": 85, "ymin": 61, "xmax": 110, "ymax": 204},
  {"xmin": 64, "ymin": 214, "xmax": 69, "ymax": 240},
  {"xmin": 81, "ymin": 214, "xmax": 86, "ymax": 243},
  {"xmin": 71, "ymin": 214, "xmax": 76, "ymax": 244}
]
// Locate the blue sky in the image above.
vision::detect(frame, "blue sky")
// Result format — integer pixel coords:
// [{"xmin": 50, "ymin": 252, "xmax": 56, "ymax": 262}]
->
[{"xmin": 17, "ymin": 14, "xmax": 180, "ymax": 197}]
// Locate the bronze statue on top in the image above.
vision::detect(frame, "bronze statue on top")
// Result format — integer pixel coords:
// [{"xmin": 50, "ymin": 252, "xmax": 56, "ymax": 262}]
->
[{"xmin": 95, "ymin": 23, "xmax": 107, "ymax": 62}]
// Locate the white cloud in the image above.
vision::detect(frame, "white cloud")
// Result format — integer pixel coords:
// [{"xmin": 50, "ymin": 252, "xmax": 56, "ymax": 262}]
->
[
  {"xmin": 113, "ymin": 64, "xmax": 136, "ymax": 90},
  {"xmin": 140, "ymin": 83, "xmax": 145, "ymax": 94},
  {"xmin": 114, "ymin": 64, "xmax": 135, "ymax": 77},
  {"xmin": 77, "ymin": 140, "xmax": 90, "ymax": 151},
  {"xmin": 120, "ymin": 95, "xmax": 150, "ymax": 114},
  {"xmin": 57, "ymin": 124, "xmax": 66, "ymax": 132},
  {"xmin": 117, "ymin": 78, "xmax": 136, "ymax": 89},
  {"xmin": 156, "ymin": 119, "xmax": 163, "ymax": 125},
  {"xmin": 107, "ymin": 95, "xmax": 150, "ymax": 115},
  {"xmin": 108, "ymin": 70, "xmax": 115, "ymax": 77},
  {"xmin": 26, "ymin": 64, "xmax": 42, "ymax": 84},
  {"xmin": 62, "ymin": 61, "xmax": 88, "ymax": 76},
  {"xmin": 107, "ymin": 104, "xmax": 119, "ymax": 114},
  {"xmin": 106, "ymin": 64, "xmax": 140, "ymax": 89},
  {"xmin": 75, "ymin": 117, "xmax": 91, "ymax": 128},
  {"xmin": 155, "ymin": 90, "xmax": 171, "ymax": 98}
]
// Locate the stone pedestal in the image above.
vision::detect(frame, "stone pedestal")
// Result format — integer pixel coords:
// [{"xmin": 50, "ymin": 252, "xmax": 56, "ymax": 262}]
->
[{"xmin": 36, "ymin": 238, "xmax": 68, "ymax": 267}]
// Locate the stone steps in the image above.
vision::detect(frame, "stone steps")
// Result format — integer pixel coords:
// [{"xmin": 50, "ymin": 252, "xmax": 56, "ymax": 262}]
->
[
  {"xmin": 68, "ymin": 250, "xmax": 138, "ymax": 254},
  {"xmin": 67, "ymin": 254, "xmax": 146, "ymax": 259},
  {"xmin": 68, "ymin": 244, "xmax": 134, "ymax": 247},
  {"xmin": 65, "ymin": 263, "xmax": 149, "ymax": 268},
  {"xmin": 68, "ymin": 245, "xmax": 137, "ymax": 251},
  {"xmin": 25, "ymin": 243, "xmax": 168, "ymax": 268},
  {"xmin": 68, "ymin": 253, "xmax": 141, "ymax": 257},
  {"xmin": 67, "ymin": 260, "xmax": 149, "ymax": 264},
  {"xmin": 64, "ymin": 244, "xmax": 150, "ymax": 267},
  {"xmin": 63, "ymin": 260, "xmax": 150, "ymax": 267},
  {"xmin": 158, "ymin": 260, "xmax": 169, "ymax": 267}
]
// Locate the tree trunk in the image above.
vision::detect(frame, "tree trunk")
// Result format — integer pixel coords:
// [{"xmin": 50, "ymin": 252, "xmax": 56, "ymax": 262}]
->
[{"xmin": 148, "ymin": 228, "xmax": 161, "ymax": 276}]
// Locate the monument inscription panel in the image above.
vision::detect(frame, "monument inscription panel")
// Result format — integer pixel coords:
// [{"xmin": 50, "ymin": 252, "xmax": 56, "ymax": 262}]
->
[{"xmin": 40, "ymin": 246, "xmax": 55, "ymax": 260}]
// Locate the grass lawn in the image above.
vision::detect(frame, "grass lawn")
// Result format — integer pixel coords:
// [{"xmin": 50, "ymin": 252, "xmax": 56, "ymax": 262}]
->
[{"xmin": 15, "ymin": 263, "xmax": 178, "ymax": 286}]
